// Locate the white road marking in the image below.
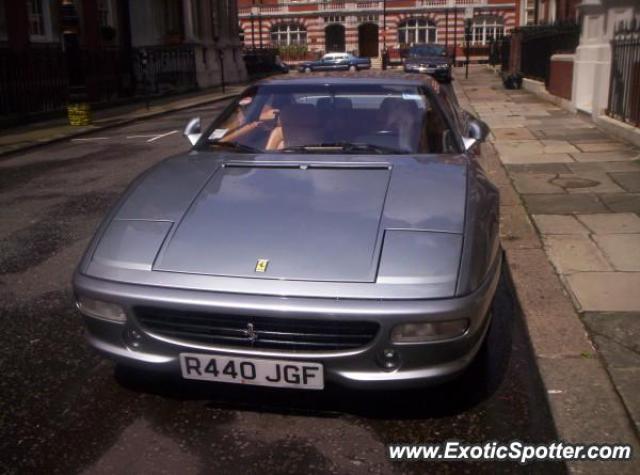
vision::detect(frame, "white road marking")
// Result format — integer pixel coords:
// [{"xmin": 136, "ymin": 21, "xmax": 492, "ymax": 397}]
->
[
  {"xmin": 71, "ymin": 137, "xmax": 109, "ymax": 142},
  {"xmin": 147, "ymin": 130, "xmax": 178, "ymax": 143},
  {"xmin": 125, "ymin": 134, "xmax": 158, "ymax": 139}
]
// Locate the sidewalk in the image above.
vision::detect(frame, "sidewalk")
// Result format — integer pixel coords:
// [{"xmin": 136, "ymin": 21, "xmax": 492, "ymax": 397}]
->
[
  {"xmin": 456, "ymin": 65, "xmax": 640, "ymax": 471},
  {"xmin": 0, "ymin": 86, "xmax": 244, "ymax": 158}
]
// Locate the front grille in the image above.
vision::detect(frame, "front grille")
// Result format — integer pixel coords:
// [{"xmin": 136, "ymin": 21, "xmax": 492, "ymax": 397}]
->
[{"xmin": 135, "ymin": 307, "xmax": 379, "ymax": 351}]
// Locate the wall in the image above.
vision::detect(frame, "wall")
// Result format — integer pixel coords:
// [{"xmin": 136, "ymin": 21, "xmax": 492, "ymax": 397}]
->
[
  {"xmin": 571, "ymin": 0, "xmax": 638, "ymax": 119},
  {"xmin": 548, "ymin": 54, "xmax": 573, "ymax": 100}
]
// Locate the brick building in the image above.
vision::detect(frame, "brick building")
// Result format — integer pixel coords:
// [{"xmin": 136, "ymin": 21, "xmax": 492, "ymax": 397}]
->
[{"xmin": 238, "ymin": 0, "xmax": 523, "ymax": 62}]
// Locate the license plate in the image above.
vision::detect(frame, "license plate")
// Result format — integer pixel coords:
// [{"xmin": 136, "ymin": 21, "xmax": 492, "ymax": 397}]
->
[{"xmin": 179, "ymin": 353, "xmax": 324, "ymax": 390}]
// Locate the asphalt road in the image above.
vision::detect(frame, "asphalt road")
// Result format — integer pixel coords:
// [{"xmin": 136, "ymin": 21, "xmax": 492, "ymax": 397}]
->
[{"xmin": 0, "ymin": 100, "xmax": 564, "ymax": 474}]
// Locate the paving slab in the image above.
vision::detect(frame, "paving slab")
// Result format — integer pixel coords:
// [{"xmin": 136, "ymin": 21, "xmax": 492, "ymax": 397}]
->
[
  {"xmin": 575, "ymin": 142, "xmax": 631, "ymax": 152},
  {"xmin": 571, "ymin": 150, "xmax": 639, "ymax": 162},
  {"xmin": 523, "ymin": 194, "xmax": 608, "ymax": 214},
  {"xmin": 566, "ymin": 272, "xmax": 640, "ymax": 312},
  {"xmin": 567, "ymin": 161, "xmax": 640, "ymax": 173},
  {"xmin": 506, "ymin": 163, "xmax": 572, "ymax": 174},
  {"xmin": 598, "ymin": 193, "xmax": 640, "ymax": 213},
  {"xmin": 543, "ymin": 235, "xmax": 613, "ymax": 274},
  {"xmin": 539, "ymin": 140, "xmax": 582, "ymax": 154},
  {"xmin": 592, "ymin": 234, "xmax": 640, "ymax": 271},
  {"xmin": 609, "ymin": 171, "xmax": 640, "ymax": 192},
  {"xmin": 553, "ymin": 172, "xmax": 625, "ymax": 194},
  {"xmin": 533, "ymin": 214, "xmax": 589, "ymax": 235},
  {"xmin": 492, "ymin": 128, "xmax": 536, "ymax": 141},
  {"xmin": 512, "ymin": 173, "xmax": 564, "ymax": 194},
  {"xmin": 500, "ymin": 153, "xmax": 575, "ymax": 165},
  {"xmin": 497, "ymin": 140, "xmax": 579, "ymax": 158},
  {"xmin": 582, "ymin": 312, "xmax": 640, "ymax": 363},
  {"xmin": 576, "ymin": 213, "xmax": 640, "ymax": 234}
]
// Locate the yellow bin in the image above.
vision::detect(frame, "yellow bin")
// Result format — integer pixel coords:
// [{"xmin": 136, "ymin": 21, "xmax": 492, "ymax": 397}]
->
[{"xmin": 67, "ymin": 102, "xmax": 92, "ymax": 126}]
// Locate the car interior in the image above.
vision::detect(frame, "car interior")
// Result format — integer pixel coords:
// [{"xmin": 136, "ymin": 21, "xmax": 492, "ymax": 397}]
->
[{"xmin": 208, "ymin": 86, "xmax": 457, "ymax": 154}]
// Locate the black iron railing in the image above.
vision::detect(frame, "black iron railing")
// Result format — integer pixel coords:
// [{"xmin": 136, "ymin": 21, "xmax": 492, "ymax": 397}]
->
[
  {"xmin": 517, "ymin": 22, "xmax": 580, "ymax": 84},
  {"xmin": 607, "ymin": 20, "xmax": 640, "ymax": 127},
  {"xmin": 132, "ymin": 45, "xmax": 197, "ymax": 96},
  {"xmin": 0, "ymin": 45, "xmax": 68, "ymax": 118},
  {"xmin": 0, "ymin": 44, "xmax": 198, "ymax": 122}
]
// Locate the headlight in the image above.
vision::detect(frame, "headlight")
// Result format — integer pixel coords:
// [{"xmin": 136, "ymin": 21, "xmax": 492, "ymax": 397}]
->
[
  {"xmin": 437, "ymin": 63, "xmax": 449, "ymax": 69},
  {"xmin": 76, "ymin": 296, "xmax": 127, "ymax": 322},
  {"xmin": 390, "ymin": 319, "xmax": 469, "ymax": 343}
]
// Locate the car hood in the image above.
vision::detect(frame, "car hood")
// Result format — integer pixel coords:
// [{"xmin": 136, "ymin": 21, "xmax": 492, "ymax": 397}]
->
[
  {"xmin": 83, "ymin": 153, "xmax": 469, "ymax": 299},
  {"xmin": 406, "ymin": 56, "xmax": 449, "ymax": 65}
]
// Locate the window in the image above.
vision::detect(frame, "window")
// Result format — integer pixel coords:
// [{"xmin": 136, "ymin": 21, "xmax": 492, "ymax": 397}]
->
[
  {"xmin": 398, "ymin": 19, "xmax": 437, "ymax": 45},
  {"xmin": 471, "ymin": 17, "xmax": 504, "ymax": 46},
  {"xmin": 163, "ymin": 0, "xmax": 182, "ymax": 35},
  {"xmin": 97, "ymin": 0, "xmax": 113, "ymax": 27},
  {"xmin": 190, "ymin": 0, "xmax": 202, "ymax": 39},
  {"xmin": 270, "ymin": 23, "xmax": 307, "ymax": 46},
  {"xmin": 358, "ymin": 15, "xmax": 378, "ymax": 23},
  {"xmin": 27, "ymin": 0, "xmax": 46, "ymax": 38},
  {"xmin": 27, "ymin": 0, "xmax": 56, "ymax": 41},
  {"xmin": 324, "ymin": 15, "xmax": 345, "ymax": 23},
  {"xmin": 0, "ymin": 0, "xmax": 7, "ymax": 41}
]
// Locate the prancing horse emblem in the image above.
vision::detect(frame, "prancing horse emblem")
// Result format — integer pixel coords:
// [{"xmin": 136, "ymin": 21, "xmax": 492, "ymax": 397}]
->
[
  {"xmin": 255, "ymin": 259, "xmax": 269, "ymax": 273},
  {"xmin": 243, "ymin": 323, "xmax": 258, "ymax": 343}
]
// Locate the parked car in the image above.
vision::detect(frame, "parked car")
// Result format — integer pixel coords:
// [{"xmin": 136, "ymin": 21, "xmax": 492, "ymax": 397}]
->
[
  {"xmin": 403, "ymin": 44, "xmax": 452, "ymax": 82},
  {"xmin": 74, "ymin": 73, "xmax": 498, "ymax": 391},
  {"xmin": 298, "ymin": 53, "xmax": 371, "ymax": 72}
]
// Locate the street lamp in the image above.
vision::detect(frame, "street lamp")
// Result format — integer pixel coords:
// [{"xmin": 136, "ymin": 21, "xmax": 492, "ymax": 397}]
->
[{"xmin": 464, "ymin": 8, "xmax": 474, "ymax": 79}]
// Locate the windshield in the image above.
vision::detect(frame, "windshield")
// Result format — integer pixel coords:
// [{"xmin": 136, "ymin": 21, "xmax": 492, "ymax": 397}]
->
[
  {"xmin": 202, "ymin": 83, "xmax": 456, "ymax": 154},
  {"xmin": 409, "ymin": 45, "xmax": 447, "ymax": 57}
]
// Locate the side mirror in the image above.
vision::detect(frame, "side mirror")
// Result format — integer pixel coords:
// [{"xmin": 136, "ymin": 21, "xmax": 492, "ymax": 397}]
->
[
  {"xmin": 463, "ymin": 118, "xmax": 490, "ymax": 151},
  {"xmin": 184, "ymin": 117, "xmax": 202, "ymax": 146}
]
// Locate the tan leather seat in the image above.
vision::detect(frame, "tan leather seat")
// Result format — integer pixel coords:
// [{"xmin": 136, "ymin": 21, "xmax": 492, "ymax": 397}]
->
[{"xmin": 279, "ymin": 103, "xmax": 322, "ymax": 147}]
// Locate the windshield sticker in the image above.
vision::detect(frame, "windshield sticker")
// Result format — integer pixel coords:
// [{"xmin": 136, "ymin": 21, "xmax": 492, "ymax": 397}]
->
[{"xmin": 209, "ymin": 129, "xmax": 228, "ymax": 140}]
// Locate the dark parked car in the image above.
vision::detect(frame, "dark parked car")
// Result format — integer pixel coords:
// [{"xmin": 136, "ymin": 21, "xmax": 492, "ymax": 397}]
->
[
  {"xmin": 298, "ymin": 53, "xmax": 371, "ymax": 73},
  {"xmin": 404, "ymin": 44, "xmax": 452, "ymax": 82},
  {"xmin": 74, "ymin": 73, "xmax": 498, "ymax": 391}
]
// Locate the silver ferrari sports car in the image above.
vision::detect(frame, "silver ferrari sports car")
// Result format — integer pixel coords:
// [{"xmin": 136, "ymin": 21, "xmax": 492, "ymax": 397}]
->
[{"xmin": 73, "ymin": 74, "xmax": 500, "ymax": 390}]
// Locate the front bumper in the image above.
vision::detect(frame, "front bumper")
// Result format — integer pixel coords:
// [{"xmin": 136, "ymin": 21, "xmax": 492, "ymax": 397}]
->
[
  {"xmin": 73, "ymin": 255, "xmax": 500, "ymax": 390},
  {"xmin": 404, "ymin": 65, "xmax": 451, "ymax": 80}
]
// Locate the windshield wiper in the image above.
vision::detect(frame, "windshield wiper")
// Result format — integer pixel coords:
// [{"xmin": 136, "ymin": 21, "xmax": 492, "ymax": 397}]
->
[
  {"xmin": 210, "ymin": 141, "xmax": 262, "ymax": 154},
  {"xmin": 280, "ymin": 142, "xmax": 406, "ymax": 154}
]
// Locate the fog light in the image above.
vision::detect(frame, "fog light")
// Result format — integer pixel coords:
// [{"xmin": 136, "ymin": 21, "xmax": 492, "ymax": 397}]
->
[
  {"xmin": 76, "ymin": 296, "xmax": 126, "ymax": 323},
  {"xmin": 377, "ymin": 348, "xmax": 400, "ymax": 371},
  {"xmin": 125, "ymin": 328, "xmax": 142, "ymax": 348},
  {"xmin": 390, "ymin": 320, "xmax": 469, "ymax": 343}
]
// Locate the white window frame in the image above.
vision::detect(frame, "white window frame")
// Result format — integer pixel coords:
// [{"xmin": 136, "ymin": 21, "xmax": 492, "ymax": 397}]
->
[
  {"xmin": 471, "ymin": 17, "xmax": 505, "ymax": 46},
  {"xmin": 270, "ymin": 23, "xmax": 307, "ymax": 47},
  {"xmin": 97, "ymin": 0, "xmax": 115, "ymax": 28},
  {"xmin": 27, "ymin": 0, "xmax": 54, "ymax": 42},
  {"xmin": 398, "ymin": 18, "xmax": 437, "ymax": 45},
  {"xmin": 0, "ymin": 0, "xmax": 7, "ymax": 41}
]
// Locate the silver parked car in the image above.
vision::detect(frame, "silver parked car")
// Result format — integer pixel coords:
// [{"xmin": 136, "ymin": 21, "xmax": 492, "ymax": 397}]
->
[{"xmin": 73, "ymin": 74, "xmax": 500, "ymax": 390}]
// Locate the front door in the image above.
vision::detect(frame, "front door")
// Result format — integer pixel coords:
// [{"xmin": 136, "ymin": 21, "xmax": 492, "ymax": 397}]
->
[
  {"xmin": 325, "ymin": 24, "xmax": 346, "ymax": 53},
  {"xmin": 358, "ymin": 23, "xmax": 379, "ymax": 58}
]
